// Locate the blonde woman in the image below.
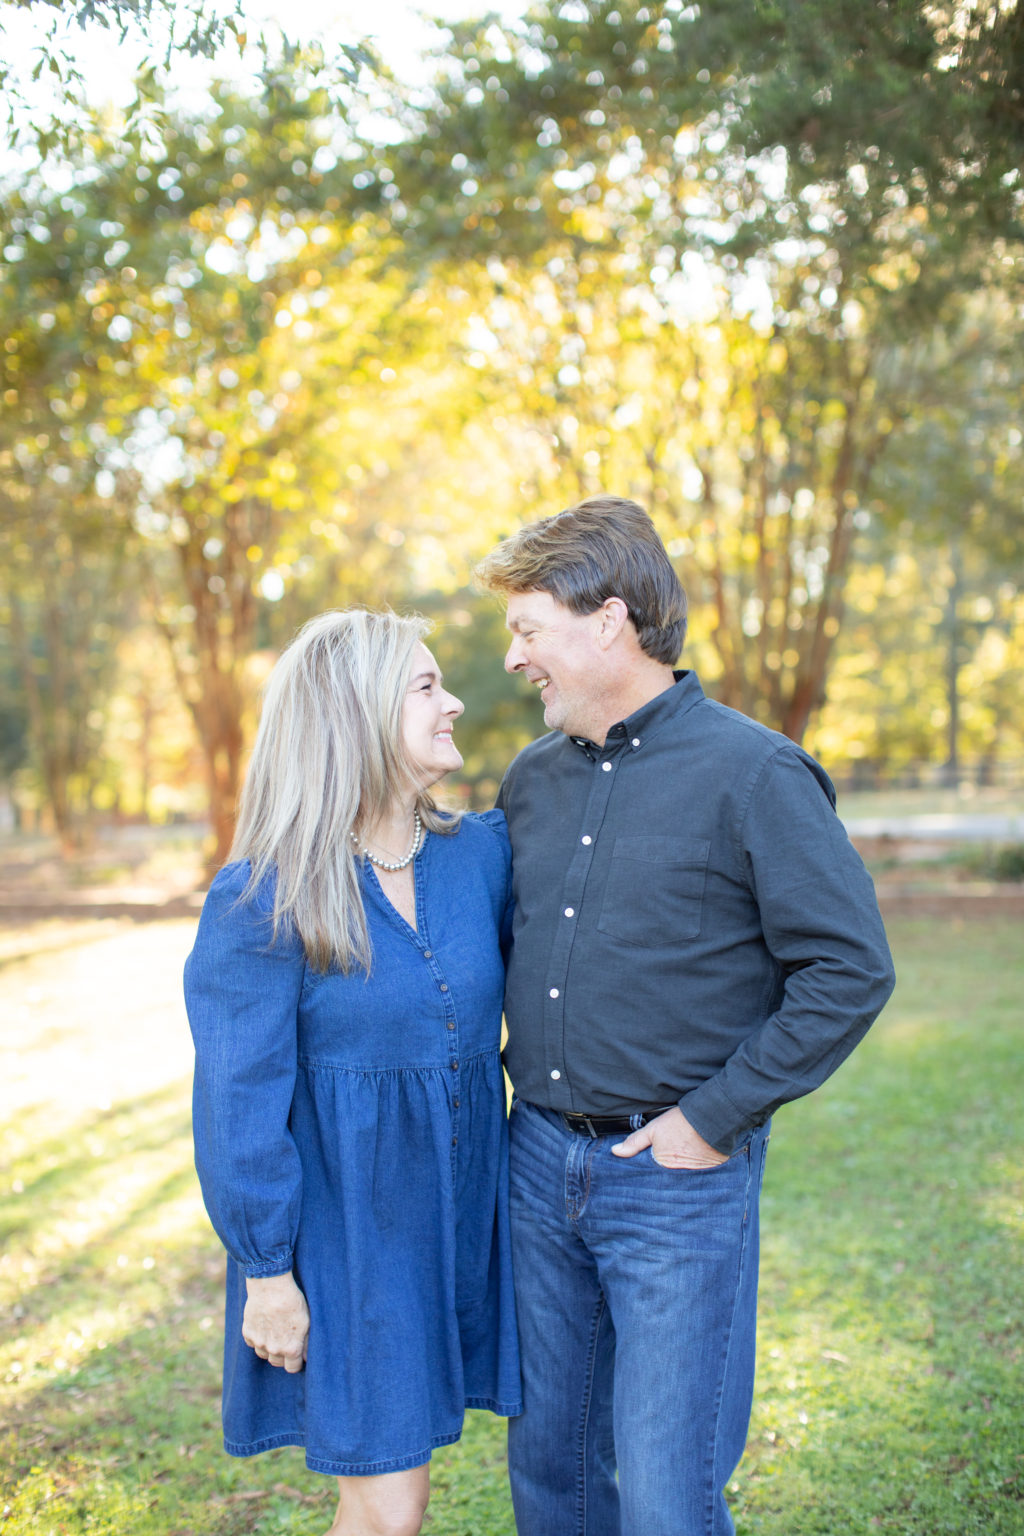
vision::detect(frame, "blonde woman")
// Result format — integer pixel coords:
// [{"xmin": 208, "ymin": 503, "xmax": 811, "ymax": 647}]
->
[{"xmin": 184, "ymin": 610, "xmax": 520, "ymax": 1536}]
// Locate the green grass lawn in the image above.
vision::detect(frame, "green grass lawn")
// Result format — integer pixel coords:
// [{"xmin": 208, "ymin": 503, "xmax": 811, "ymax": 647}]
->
[{"xmin": 1, "ymin": 914, "xmax": 1021, "ymax": 1535}]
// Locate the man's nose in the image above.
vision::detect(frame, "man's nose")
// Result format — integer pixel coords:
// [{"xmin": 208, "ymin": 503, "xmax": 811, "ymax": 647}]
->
[{"xmin": 505, "ymin": 636, "xmax": 525, "ymax": 673}]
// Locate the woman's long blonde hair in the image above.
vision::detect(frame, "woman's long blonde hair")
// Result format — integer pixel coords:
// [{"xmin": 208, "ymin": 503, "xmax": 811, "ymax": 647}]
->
[{"xmin": 229, "ymin": 608, "xmax": 457, "ymax": 974}]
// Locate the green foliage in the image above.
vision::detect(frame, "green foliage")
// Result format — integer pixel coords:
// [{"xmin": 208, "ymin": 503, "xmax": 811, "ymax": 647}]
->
[
  {"xmin": 713, "ymin": 0, "xmax": 1024, "ymax": 261},
  {"xmin": 379, "ymin": 0, "xmax": 1024, "ymax": 742},
  {"xmin": 953, "ymin": 842, "xmax": 1024, "ymax": 883},
  {"xmin": 0, "ymin": 0, "xmax": 375, "ymax": 159},
  {"xmin": 810, "ymin": 515, "xmax": 1024, "ymax": 775},
  {"xmin": 2, "ymin": 11, "xmax": 1023, "ymax": 839},
  {"xmin": 991, "ymin": 844, "xmax": 1024, "ymax": 881},
  {"xmin": 1, "ymin": 69, "xmax": 410, "ymax": 854}
]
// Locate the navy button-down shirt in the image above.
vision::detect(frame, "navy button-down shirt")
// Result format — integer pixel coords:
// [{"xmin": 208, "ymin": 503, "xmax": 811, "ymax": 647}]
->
[{"xmin": 497, "ymin": 671, "xmax": 895, "ymax": 1155}]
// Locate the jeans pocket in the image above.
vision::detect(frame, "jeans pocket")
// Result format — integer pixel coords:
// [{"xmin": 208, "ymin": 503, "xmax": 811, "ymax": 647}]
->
[{"xmin": 644, "ymin": 1142, "xmax": 748, "ymax": 1173}]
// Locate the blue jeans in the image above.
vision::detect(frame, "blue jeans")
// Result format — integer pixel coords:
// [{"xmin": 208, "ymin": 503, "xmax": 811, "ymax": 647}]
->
[{"xmin": 507, "ymin": 1100, "xmax": 770, "ymax": 1536}]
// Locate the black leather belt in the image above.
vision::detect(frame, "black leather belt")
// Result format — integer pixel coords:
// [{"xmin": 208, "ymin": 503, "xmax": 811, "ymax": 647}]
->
[{"xmin": 561, "ymin": 1107, "xmax": 676, "ymax": 1138}]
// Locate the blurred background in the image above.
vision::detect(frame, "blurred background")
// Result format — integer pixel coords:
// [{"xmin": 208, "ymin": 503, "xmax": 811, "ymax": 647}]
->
[
  {"xmin": 1, "ymin": 7, "xmax": 1022, "ymax": 1532},
  {"xmin": 1, "ymin": 0, "xmax": 1021, "ymax": 892}
]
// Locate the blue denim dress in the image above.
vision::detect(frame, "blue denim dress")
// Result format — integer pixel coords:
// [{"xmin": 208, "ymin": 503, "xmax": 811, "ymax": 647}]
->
[{"xmin": 183, "ymin": 810, "xmax": 522, "ymax": 1476}]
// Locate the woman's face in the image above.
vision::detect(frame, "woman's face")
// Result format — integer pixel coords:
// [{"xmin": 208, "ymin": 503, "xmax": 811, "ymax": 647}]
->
[{"xmin": 401, "ymin": 643, "xmax": 464, "ymax": 789}]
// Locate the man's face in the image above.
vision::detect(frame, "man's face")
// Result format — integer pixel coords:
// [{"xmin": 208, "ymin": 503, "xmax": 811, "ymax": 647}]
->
[{"xmin": 504, "ymin": 590, "xmax": 607, "ymax": 740}]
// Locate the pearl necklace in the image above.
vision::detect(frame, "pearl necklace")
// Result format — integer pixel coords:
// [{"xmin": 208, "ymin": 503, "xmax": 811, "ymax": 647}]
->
[{"xmin": 352, "ymin": 813, "xmax": 423, "ymax": 872}]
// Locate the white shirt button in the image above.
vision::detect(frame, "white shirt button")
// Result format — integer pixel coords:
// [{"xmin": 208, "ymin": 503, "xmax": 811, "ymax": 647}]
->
[
  {"xmin": 581, "ymin": 835, "xmax": 592, "ymax": 845},
  {"xmin": 632, "ymin": 737, "xmax": 640, "ymax": 747},
  {"xmin": 564, "ymin": 907, "xmax": 575, "ymax": 918},
  {"xmin": 602, "ymin": 762, "xmax": 612, "ymax": 772},
  {"xmin": 550, "ymin": 1069, "xmax": 561, "ymax": 1080},
  {"xmin": 549, "ymin": 987, "xmax": 559, "ymax": 998}
]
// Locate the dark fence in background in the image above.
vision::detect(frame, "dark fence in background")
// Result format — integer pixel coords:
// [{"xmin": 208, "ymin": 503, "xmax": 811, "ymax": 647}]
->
[{"xmin": 832, "ymin": 759, "xmax": 1024, "ymax": 794}]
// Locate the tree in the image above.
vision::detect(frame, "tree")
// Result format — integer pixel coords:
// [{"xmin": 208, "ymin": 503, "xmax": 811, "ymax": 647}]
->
[
  {"xmin": 429, "ymin": 250, "xmax": 920, "ymax": 739},
  {"xmin": 0, "ymin": 0, "xmax": 371, "ymax": 157},
  {"xmin": 852, "ymin": 290, "xmax": 1024, "ymax": 779},
  {"xmin": 0, "ymin": 180, "xmax": 141, "ymax": 842},
  {"xmin": 0, "ymin": 505, "xmax": 136, "ymax": 844},
  {"xmin": 811, "ymin": 523, "xmax": 1024, "ymax": 784},
  {"xmin": 376, "ymin": 0, "xmax": 1024, "ymax": 742},
  {"xmin": 1, "ymin": 65, "xmax": 498, "ymax": 860}
]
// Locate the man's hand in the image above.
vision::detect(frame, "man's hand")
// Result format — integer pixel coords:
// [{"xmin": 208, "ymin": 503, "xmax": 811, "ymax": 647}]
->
[
  {"xmin": 611, "ymin": 1106, "xmax": 728, "ymax": 1169},
  {"xmin": 242, "ymin": 1271, "xmax": 310, "ymax": 1373}
]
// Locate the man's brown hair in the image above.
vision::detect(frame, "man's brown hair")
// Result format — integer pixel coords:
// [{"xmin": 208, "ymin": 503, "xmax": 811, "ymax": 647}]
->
[{"xmin": 475, "ymin": 495, "xmax": 687, "ymax": 666}]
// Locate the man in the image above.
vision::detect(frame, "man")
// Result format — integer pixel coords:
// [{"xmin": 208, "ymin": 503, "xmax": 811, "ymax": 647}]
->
[{"xmin": 475, "ymin": 496, "xmax": 895, "ymax": 1536}]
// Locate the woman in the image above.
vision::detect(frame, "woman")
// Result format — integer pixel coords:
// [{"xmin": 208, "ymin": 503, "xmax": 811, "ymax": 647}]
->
[{"xmin": 183, "ymin": 609, "xmax": 520, "ymax": 1536}]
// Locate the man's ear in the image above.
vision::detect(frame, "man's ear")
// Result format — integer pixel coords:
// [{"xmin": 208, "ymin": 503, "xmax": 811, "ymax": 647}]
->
[{"xmin": 596, "ymin": 597, "xmax": 630, "ymax": 650}]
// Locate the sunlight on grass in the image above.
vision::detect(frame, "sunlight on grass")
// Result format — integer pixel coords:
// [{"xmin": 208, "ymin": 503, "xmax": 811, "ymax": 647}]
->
[
  {"xmin": 980, "ymin": 1156, "xmax": 1024, "ymax": 1241},
  {"xmin": 1, "ymin": 914, "xmax": 1021, "ymax": 1534}
]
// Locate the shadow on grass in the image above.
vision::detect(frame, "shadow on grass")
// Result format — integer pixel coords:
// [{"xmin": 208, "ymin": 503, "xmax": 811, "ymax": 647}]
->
[
  {"xmin": 1, "ymin": 1080, "xmax": 516, "ymax": 1535},
  {"xmin": 0, "ymin": 1080, "xmax": 332, "ymax": 1534},
  {"xmin": 0, "ymin": 1087, "xmax": 194, "ymax": 1249}
]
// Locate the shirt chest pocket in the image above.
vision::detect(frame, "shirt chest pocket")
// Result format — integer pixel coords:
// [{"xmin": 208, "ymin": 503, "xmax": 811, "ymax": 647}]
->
[{"xmin": 596, "ymin": 836, "xmax": 711, "ymax": 946}]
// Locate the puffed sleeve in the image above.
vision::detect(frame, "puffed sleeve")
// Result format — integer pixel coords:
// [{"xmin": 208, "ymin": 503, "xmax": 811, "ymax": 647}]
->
[{"xmin": 183, "ymin": 861, "xmax": 305, "ymax": 1278}]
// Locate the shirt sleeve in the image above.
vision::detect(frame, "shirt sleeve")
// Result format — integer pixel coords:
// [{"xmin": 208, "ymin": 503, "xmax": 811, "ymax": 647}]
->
[
  {"xmin": 680, "ymin": 750, "xmax": 896, "ymax": 1155},
  {"xmin": 183, "ymin": 862, "xmax": 305, "ymax": 1278}
]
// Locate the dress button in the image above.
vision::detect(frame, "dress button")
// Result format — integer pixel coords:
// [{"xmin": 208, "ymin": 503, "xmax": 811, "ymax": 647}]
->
[
  {"xmin": 549, "ymin": 987, "xmax": 559, "ymax": 998},
  {"xmin": 453, "ymin": 1098, "xmax": 460, "ymax": 1108},
  {"xmin": 602, "ymin": 762, "xmax": 612, "ymax": 772},
  {"xmin": 447, "ymin": 1021, "xmax": 455, "ymax": 1030},
  {"xmin": 631, "ymin": 737, "xmax": 640, "ymax": 747},
  {"xmin": 451, "ymin": 1060, "xmax": 459, "ymax": 1070},
  {"xmin": 564, "ymin": 907, "xmax": 574, "ymax": 918},
  {"xmin": 550, "ymin": 1069, "xmax": 561, "ymax": 1080},
  {"xmin": 452, "ymin": 1136, "xmax": 458, "ymax": 1146},
  {"xmin": 581, "ymin": 835, "xmax": 592, "ymax": 845},
  {"xmin": 423, "ymin": 950, "xmax": 432, "ymax": 959},
  {"xmin": 439, "ymin": 982, "xmax": 448, "ymax": 992}
]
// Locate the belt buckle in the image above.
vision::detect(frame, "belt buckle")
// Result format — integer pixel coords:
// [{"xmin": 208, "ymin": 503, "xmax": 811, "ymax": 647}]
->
[{"xmin": 564, "ymin": 1112, "xmax": 599, "ymax": 1138}]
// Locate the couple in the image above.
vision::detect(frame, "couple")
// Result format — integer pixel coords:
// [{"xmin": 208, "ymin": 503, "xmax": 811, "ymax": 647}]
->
[{"xmin": 184, "ymin": 496, "xmax": 895, "ymax": 1536}]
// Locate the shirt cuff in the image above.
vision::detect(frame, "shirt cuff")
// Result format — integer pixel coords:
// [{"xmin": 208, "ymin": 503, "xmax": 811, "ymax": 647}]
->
[{"xmin": 678, "ymin": 1078, "xmax": 759, "ymax": 1158}]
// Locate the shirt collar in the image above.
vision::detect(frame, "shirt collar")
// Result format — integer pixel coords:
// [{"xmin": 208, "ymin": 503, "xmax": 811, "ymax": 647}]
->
[{"xmin": 569, "ymin": 670, "xmax": 705, "ymax": 759}]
